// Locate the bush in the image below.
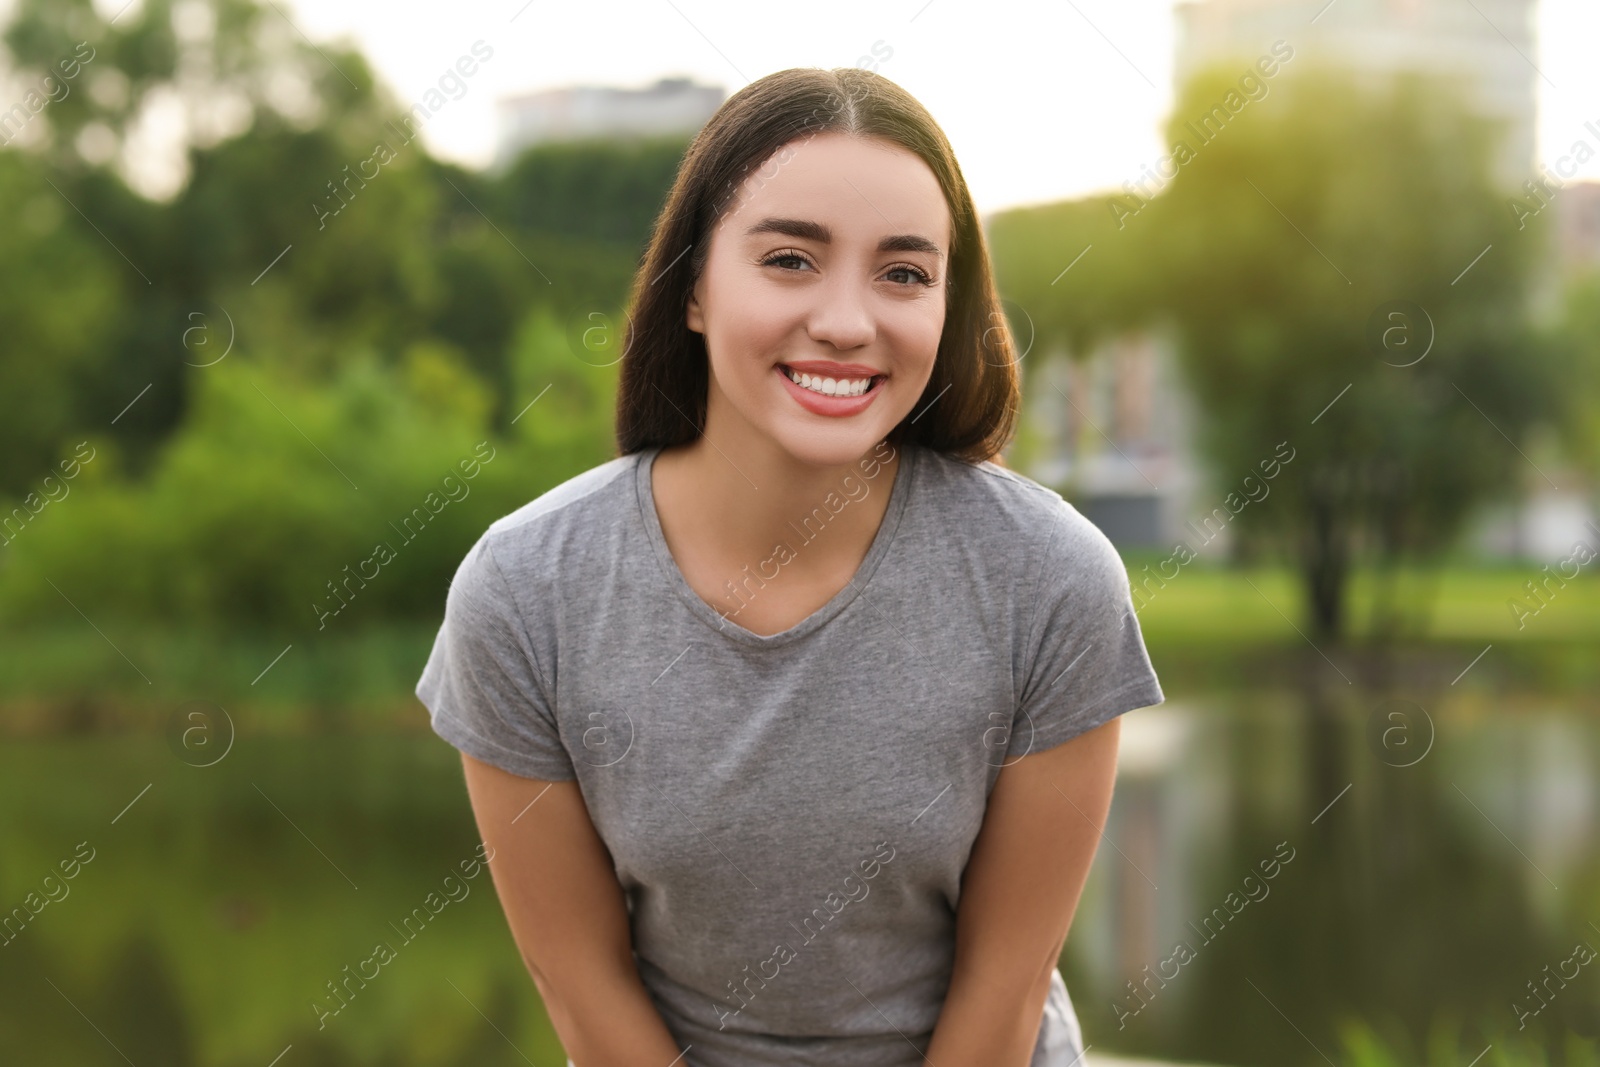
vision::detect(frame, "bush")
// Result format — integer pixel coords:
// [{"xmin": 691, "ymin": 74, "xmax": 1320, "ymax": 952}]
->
[{"xmin": 0, "ymin": 307, "xmax": 619, "ymax": 634}]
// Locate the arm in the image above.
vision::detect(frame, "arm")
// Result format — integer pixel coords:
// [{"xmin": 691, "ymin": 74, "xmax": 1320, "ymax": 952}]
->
[
  {"xmin": 923, "ymin": 716, "xmax": 1122, "ymax": 1067},
  {"xmin": 459, "ymin": 752, "xmax": 688, "ymax": 1066}
]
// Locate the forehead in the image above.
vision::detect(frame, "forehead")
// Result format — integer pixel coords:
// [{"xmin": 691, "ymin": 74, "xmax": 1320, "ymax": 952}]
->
[{"xmin": 724, "ymin": 132, "xmax": 951, "ymax": 250}]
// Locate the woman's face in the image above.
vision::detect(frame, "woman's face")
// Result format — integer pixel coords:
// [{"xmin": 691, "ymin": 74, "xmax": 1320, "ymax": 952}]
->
[{"xmin": 687, "ymin": 130, "xmax": 951, "ymax": 468}]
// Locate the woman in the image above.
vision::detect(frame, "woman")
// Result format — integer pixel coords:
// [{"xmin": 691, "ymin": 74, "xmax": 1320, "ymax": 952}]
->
[{"xmin": 416, "ymin": 66, "xmax": 1164, "ymax": 1067}]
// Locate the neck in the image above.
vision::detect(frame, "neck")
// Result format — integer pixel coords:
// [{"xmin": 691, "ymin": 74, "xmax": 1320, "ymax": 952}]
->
[{"xmin": 652, "ymin": 430, "xmax": 902, "ymax": 585}]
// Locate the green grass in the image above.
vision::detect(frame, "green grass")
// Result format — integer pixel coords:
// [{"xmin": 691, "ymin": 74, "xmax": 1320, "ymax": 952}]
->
[
  {"xmin": 1335, "ymin": 1012, "xmax": 1600, "ymax": 1067},
  {"xmin": 1121, "ymin": 554, "xmax": 1600, "ymax": 645},
  {"xmin": 1121, "ymin": 556, "xmax": 1600, "ymax": 695}
]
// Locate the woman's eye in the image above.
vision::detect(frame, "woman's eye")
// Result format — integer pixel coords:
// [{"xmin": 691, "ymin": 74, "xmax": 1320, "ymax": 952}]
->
[
  {"xmin": 762, "ymin": 251, "xmax": 812, "ymax": 271},
  {"xmin": 885, "ymin": 264, "xmax": 933, "ymax": 286}
]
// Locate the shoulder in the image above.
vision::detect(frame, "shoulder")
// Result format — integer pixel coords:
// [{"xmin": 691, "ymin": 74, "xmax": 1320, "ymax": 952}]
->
[
  {"xmin": 484, "ymin": 450, "xmax": 639, "ymax": 544},
  {"xmin": 455, "ymin": 450, "xmax": 643, "ymax": 597},
  {"xmin": 914, "ymin": 447, "xmax": 1122, "ymax": 578}
]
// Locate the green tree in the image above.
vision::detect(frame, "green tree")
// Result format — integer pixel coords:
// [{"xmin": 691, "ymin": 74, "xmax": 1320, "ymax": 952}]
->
[
  {"xmin": 0, "ymin": 152, "xmax": 119, "ymax": 494},
  {"xmin": 1, "ymin": 0, "xmax": 410, "ymax": 474},
  {"xmin": 1547, "ymin": 267, "xmax": 1600, "ymax": 479},
  {"xmin": 492, "ymin": 132, "xmax": 690, "ymax": 248},
  {"xmin": 2, "ymin": 0, "xmax": 376, "ymax": 177},
  {"xmin": 1142, "ymin": 63, "xmax": 1570, "ymax": 641},
  {"xmin": 989, "ymin": 194, "xmax": 1157, "ymax": 362}
]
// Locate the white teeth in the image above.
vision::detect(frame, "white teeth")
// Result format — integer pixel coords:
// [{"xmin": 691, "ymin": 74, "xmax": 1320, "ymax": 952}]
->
[{"xmin": 784, "ymin": 367, "xmax": 875, "ymax": 397}]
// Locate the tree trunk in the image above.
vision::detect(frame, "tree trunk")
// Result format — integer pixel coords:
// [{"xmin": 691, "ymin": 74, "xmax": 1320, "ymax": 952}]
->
[{"xmin": 1303, "ymin": 486, "xmax": 1349, "ymax": 645}]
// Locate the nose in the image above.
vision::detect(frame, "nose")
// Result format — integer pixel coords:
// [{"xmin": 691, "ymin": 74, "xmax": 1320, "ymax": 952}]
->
[{"xmin": 804, "ymin": 271, "xmax": 876, "ymax": 351}]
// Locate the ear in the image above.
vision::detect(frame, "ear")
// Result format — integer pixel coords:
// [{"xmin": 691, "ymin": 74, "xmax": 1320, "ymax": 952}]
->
[{"xmin": 686, "ymin": 282, "xmax": 705, "ymax": 334}]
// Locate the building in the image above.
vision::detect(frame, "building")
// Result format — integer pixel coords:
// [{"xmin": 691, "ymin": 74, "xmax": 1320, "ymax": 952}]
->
[
  {"xmin": 494, "ymin": 76, "xmax": 725, "ymax": 168},
  {"xmin": 1020, "ymin": 332, "xmax": 1210, "ymax": 552}
]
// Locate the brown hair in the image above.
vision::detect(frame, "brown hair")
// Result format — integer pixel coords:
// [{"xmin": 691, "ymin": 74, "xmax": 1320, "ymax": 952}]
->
[{"xmin": 612, "ymin": 66, "xmax": 1019, "ymax": 465}]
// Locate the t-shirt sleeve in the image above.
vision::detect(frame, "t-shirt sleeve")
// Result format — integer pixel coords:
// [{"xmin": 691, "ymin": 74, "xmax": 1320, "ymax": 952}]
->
[
  {"xmin": 1007, "ymin": 500, "xmax": 1165, "ymax": 761},
  {"xmin": 415, "ymin": 533, "xmax": 577, "ymax": 782}
]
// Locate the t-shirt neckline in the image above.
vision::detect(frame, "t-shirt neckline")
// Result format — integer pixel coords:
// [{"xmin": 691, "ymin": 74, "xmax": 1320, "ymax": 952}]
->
[{"xmin": 635, "ymin": 440, "xmax": 918, "ymax": 649}]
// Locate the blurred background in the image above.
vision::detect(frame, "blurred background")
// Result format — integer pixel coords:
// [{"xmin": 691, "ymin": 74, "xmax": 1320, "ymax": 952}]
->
[{"xmin": 2, "ymin": 0, "xmax": 1598, "ymax": 1064}]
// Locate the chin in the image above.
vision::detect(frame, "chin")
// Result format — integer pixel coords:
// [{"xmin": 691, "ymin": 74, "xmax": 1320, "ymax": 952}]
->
[{"xmin": 768, "ymin": 424, "xmax": 891, "ymax": 469}]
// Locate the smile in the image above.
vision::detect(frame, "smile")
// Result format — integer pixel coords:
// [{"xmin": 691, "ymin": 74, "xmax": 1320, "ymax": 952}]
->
[
  {"xmin": 775, "ymin": 364, "xmax": 887, "ymax": 417},
  {"xmin": 781, "ymin": 366, "xmax": 882, "ymax": 397}
]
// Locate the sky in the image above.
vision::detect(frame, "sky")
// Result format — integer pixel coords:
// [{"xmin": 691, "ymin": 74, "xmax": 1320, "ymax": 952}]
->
[{"xmin": 66, "ymin": 0, "xmax": 1600, "ymax": 213}]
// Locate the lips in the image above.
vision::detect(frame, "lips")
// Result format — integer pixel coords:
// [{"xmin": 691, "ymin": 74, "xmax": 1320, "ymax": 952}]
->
[
  {"xmin": 775, "ymin": 363, "xmax": 886, "ymax": 417},
  {"xmin": 781, "ymin": 359, "xmax": 886, "ymax": 379}
]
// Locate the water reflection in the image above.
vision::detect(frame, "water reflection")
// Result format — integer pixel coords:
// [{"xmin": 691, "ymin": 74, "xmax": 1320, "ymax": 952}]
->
[
  {"xmin": 1, "ymin": 683, "xmax": 1597, "ymax": 1065},
  {"xmin": 1073, "ymin": 676, "xmax": 1600, "ymax": 1064},
  {"xmin": 0, "ymin": 736, "xmax": 564, "ymax": 1066}
]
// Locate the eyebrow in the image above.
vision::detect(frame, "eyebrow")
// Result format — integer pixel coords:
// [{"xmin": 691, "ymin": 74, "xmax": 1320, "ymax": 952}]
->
[{"xmin": 743, "ymin": 217, "xmax": 943, "ymax": 257}]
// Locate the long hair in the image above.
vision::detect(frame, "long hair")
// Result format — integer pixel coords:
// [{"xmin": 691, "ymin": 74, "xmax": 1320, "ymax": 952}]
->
[{"xmin": 613, "ymin": 66, "xmax": 1020, "ymax": 465}]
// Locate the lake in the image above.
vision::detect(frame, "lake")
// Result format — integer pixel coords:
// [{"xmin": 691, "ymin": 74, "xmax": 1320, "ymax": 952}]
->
[{"xmin": 2, "ymin": 676, "xmax": 1596, "ymax": 1065}]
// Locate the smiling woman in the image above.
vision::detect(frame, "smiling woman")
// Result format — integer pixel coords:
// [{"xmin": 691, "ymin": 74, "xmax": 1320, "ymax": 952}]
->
[{"xmin": 416, "ymin": 66, "xmax": 1163, "ymax": 1067}]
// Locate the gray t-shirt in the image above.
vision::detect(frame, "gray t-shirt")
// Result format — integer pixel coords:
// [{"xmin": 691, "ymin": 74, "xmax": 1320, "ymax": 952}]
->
[{"xmin": 415, "ymin": 438, "xmax": 1164, "ymax": 1067}]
